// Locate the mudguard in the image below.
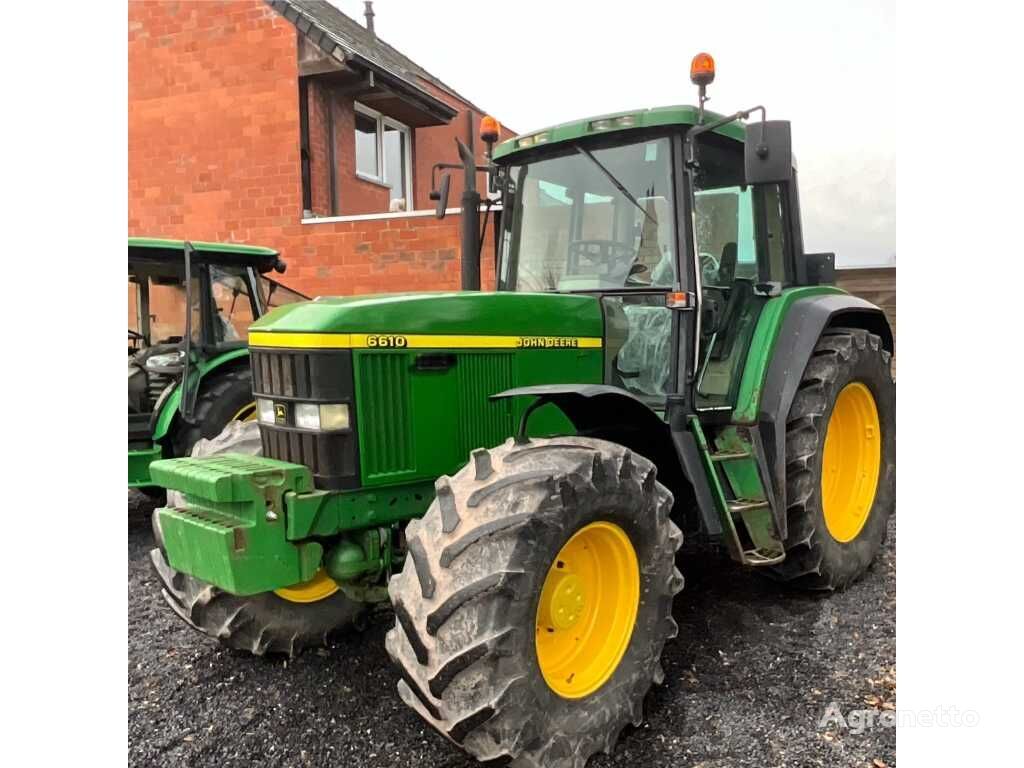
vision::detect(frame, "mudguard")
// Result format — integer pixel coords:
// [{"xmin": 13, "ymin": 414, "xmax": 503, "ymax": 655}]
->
[
  {"xmin": 150, "ymin": 348, "xmax": 250, "ymax": 442},
  {"xmin": 490, "ymin": 384, "xmax": 722, "ymax": 536},
  {"xmin": 757, "ymin": 294, "xmax": 893, "ymax": 517}
]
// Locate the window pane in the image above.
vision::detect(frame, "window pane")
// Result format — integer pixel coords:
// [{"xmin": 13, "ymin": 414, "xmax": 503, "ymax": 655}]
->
[
  {"xmin": 383, "ymin": 125, "xmax": 407, "ymax": 207},
  {"xmin": 259, "ymin": 276, "xmax": 307, "ymax": 308},
  {"xmin": 210, "ymin": 266, "xmax": 256, "ymax": 342},
  {"xmin": 603, "ymin": 294, "xmax": 672, "ymax": 401},
  {"xmin": 355, "ymin": 112, "xmax": 379, "ymax": 177},
  {"xmin": 504, "ymin": 138, "xmax": 676, "ymax": 292},
  {"xmin": 694, "ymin": 186, "xmax": 757, "ymax": 286}
]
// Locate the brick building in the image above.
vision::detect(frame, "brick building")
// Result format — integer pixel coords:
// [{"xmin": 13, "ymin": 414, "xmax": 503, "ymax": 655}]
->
[{"xmin": 128, "ymin": 0, "xmax": 512, "ymax": 297}]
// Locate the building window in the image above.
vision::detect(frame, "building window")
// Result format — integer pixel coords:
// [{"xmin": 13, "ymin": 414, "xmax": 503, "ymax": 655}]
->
[
  {"xmin": 355, "ymin": 103, "xmax": 412, "ymax": 211},
  {"xmin": 354, "ymin": 111, "xmax": 379, "ymax": 178}
]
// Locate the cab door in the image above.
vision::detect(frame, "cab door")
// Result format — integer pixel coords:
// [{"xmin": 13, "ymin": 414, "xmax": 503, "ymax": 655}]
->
[{"xmin": 692, "ymin": 179, "xmax": 793, "ymax": 411}]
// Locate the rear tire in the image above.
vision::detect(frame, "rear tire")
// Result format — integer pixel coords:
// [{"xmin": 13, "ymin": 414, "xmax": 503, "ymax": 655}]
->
[
  {"xmin": 171, "ymin": 366, "xmax": 256, "ymax": 458},
  {"xmin": 386, "ymin": 437, "xmax": 683, "ymax": 767},
  {"xmin": 152, "ymin": 420, "xmax": 365, "ymax": 657},
  {"xmin": 767, "ymin": 329, "xmax": 895, "ymax": 590}
]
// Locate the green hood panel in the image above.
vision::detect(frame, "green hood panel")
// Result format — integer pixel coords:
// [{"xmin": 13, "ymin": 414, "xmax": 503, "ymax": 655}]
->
[{"xmin": 250, "ymin": 292, "xmax": 604, "ymax": 338}]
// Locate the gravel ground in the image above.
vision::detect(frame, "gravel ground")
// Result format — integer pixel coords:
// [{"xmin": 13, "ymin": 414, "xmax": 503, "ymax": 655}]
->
[{"xmin": 129, "ymin": 492, "xmax": 895, "ymax": 768}]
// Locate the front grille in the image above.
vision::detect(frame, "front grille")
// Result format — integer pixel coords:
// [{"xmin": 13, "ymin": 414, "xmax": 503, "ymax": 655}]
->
[
  {"xmin": 358, "ymin": 353, "xmax": 414, "ymax": 481},
  {"xmin": 146, "ymin": 370, "xmax": 174, "ymax": 410},
  {"xmin": 251, "ymin": 348, "xmax": 359, "ymax": 490},
  {"xmin": 456, "ymin": 353, "xmax": 515, "ymax": 456}
]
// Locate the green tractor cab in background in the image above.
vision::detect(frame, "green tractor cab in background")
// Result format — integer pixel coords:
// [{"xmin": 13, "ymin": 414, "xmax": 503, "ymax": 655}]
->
[{"xmin": 128, "ymin": 238, "xmax": 306, "ymax": 491}]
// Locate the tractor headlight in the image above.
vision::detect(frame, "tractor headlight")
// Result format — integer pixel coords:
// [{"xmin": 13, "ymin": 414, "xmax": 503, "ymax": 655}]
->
[
  {"xmin": 256, "ymin": 398, "xmax": 275, "ymax": 424},
  {"xmin": 294, "ymin": 403, "xmax": 320, "ymax": 430},
  {"xmin": 318, "ymin": 403, "xmax": 350, "ymax": 431},
  {"xmin": 293, "ymin": 402, "xmax": 350, "ymax": 431},
  {"xmin": 257, "ymin": 399, "xmax": 350, "ymax": 431},
  {"xmin": 145, "ymin": 350, "xmax": 185, "ymax": 370}
]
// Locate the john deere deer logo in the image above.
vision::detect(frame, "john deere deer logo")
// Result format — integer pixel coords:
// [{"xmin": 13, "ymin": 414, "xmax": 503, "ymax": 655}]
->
[{"xmin": 274, "ymin": 403, "xmax": 287, "ymax": 425}]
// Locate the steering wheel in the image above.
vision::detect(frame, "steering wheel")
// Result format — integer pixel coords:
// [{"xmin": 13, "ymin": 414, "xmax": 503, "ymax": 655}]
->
[
  {"xmin": 128, "ymin": 329, "xmax": 145, "ymax": 341},
  {"xmin": 699, "ymin": 251, "xmax": 720, "ymax": 286}
]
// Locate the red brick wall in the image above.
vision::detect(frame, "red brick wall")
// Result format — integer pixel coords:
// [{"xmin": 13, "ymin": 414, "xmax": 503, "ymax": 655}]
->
[
  {"xmin": 288, "ymin": 213, "xmax": 496, "ymax": 297},
  {"xmin": 413, "ymin": 80, "xmax": 516, "ymax": 210},
  {"xmin": 129, "ymin": 0, "xmax": 505, "ymax": 298},
  {"xmin": 306, "ymin": 79, "xmax": 332, "ymax": 216},
  {"xmin": 129, "ymin": 0, "xmax": 302, "ymax": 237}
]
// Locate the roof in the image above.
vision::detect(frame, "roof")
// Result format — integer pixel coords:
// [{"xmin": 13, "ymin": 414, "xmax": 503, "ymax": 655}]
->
[
  {"xmin": 128, "ymin": 238, "xmax": 283, "ymax": 273},
  {"xmin": 492, "ymin": 105, "xmax": 747, "ymax": 162},
  {"xmin": 268, "ymin": 0, "xmax": 483, "ymax": 122}
]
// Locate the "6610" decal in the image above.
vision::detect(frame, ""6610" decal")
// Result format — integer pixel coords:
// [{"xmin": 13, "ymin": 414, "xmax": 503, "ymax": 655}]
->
[{"xmin": 366, "ymin": 334, "xmax": 409, "ymax": 348}]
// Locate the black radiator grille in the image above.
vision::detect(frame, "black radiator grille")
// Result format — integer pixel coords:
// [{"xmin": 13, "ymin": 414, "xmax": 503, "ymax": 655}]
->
[
  {"xmin": 146, "ymin": 370, "xmax": 175, "ymax": 410},
  {"xmin": 250, "ymin": 348, "xmax": 359, "ymax": 490}
]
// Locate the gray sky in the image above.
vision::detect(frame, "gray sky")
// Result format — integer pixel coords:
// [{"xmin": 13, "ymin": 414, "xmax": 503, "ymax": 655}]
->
[{"xmin": 335, "ymin": 0, "xmax": 895, "ymax": 267}]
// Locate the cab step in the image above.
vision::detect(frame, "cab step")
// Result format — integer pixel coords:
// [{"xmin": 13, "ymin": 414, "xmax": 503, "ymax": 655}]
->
[
  {"xmin": 689, "ymin": 417, "xmax": 785, "ymax": 567},
  {"xmin": 710, "ymin": 450, "xmax": 752, "ymax": 462},
  {"xmin": 728, "ymin": 498, "xmax": 771, "ymax": 515}
]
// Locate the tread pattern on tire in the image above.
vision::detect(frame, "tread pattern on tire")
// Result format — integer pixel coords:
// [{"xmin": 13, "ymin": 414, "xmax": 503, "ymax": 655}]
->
[
  {"xmin": 767, "ymin": 328, "xmax": 895, "ymax": 591},
  {"xmin": 386, "ymin": 436, "xmax": 684, "ymax": 768},
  {"xmin": 151, "ymin": 420, "xmax": 365, "ymax": 658},
  {"xmin": 171, "ymin": 366, "xmax": 253, "ymax": 457}
]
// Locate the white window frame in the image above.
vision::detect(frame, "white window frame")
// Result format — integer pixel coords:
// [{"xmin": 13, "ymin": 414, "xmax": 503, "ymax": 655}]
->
[{"xmin": 354, "ymin": 102, "xmax": 413, "ymax": 207}]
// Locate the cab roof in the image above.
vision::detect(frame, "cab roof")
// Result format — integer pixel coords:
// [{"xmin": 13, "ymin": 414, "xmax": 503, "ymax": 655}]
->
[
  {"xmin": 492, "ymin": 104, "xmax": 746, "ymax": 162},
  {"xmin": 128, "ymin": 237, "xmax": 283, "ymax": 273}
]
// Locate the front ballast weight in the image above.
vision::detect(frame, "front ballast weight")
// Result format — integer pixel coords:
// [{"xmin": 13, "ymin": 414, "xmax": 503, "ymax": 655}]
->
[{"xmin": 151, "ymin": 453, "xmax": 419, "ymax": 600}]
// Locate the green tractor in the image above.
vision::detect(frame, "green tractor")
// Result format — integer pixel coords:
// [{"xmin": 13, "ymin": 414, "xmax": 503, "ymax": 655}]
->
[
  {"xmin": 128, "ymin": 237, "xmax": 305, "ymax": 491},
  {"xmin": 149, "ymin": 57, "xmax": 894, "ymax": 768}
]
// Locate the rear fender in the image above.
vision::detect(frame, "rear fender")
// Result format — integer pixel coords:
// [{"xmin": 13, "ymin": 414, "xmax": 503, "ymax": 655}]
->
[{"xmin": 758, "ymin": 294, "xmax": 894, "ymax": 516}]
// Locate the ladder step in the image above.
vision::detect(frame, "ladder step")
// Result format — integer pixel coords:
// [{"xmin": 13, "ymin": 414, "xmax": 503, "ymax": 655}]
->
[
  {"xmin": 710, "ymin": 450, "xmax": 751, "ymax": 462},
  {"xmin": 728, "ymin": 499, "xmax": 770, "ymax": 514},
  {"xmin": 742, "ymin": 548, "xmax": 786, "ymax": 566}
]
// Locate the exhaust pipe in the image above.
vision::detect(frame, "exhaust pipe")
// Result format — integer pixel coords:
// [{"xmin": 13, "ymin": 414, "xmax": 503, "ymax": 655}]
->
[{"xmin": 457, "ymin": 138, "xmax": 480, "ymax": 291}]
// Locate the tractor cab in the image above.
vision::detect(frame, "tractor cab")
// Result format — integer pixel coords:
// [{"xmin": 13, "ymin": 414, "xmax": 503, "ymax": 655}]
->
[
  {"xmin": 490, "ymin": 104, "xmax": 819, "ymax": 414},
  {"xmin": 128, "ymin": 238, "xmax": 305, "ymax": 487}
]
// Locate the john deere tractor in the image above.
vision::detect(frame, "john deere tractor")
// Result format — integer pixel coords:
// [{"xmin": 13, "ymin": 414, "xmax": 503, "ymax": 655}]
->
[
  {"xmin": 148, "ymin": 56, "xmax": 894, "ymax": 768},
  {"xmin": 128, "ymin": 238, "xmax": 305, "ymax": 491}
]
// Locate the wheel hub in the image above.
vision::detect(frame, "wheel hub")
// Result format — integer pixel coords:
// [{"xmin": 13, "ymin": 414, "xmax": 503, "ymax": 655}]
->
[
  {"xmin": 540, "ymin": 572, "xmax": 587, "ymax": 630},
  {"xmin": 273, "ymin": 569, "xmax": 339, "ymax": 603},
  {"xmin": 822, "ymin": 381, "xmax": 881, "ymax": 542},
  {"xmin": 535, "ymin": 521, "xmax": 640, "ymax": 699}
]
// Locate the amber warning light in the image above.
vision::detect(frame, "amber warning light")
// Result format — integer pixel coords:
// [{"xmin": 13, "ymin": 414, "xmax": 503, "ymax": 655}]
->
[
  {"xmin": 480, "ymin": 115, "xmax": 500, "ymax": 144},
  {"xmin": 690, "ymin": 52, "xmax": 715, "ymax": 86}
]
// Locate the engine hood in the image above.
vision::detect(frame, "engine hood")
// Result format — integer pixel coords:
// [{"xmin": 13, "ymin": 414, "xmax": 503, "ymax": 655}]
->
[{"xmin": 249, "ymin": 292, "xmax": 604, "ymax": 345}]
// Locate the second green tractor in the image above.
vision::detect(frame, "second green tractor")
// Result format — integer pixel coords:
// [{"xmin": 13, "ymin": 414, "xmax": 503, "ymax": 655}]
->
[{"xmin": 149, "ymin": 57, "xmax": 894, "ymax": 768}]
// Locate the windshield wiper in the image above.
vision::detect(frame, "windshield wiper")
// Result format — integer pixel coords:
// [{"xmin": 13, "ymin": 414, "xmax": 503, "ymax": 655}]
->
[{"xmin": 574, "ymin": 144, "xmax": 657, "ymax": 225}]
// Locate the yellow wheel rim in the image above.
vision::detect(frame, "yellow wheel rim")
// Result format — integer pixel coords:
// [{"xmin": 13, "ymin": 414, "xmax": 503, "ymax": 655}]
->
[
  {"xmin": 535, "ymin": 521, "xmax": 640, "ymax": 699},
  {"xmin": 821, "ymin": 382, "xmax": 882, "ymax": 543},
  {"xmin": 231, "ymin": 401, "xmax": 257, "ymax": 422},
  {"xmin": 273, "ymin": 569, "xmax": 339, "ymax": 604}
]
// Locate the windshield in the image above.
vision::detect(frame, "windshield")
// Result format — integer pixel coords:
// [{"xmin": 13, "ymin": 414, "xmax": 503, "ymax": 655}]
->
[
  {"xmin": 259, "ymin": 275, "xmax": 308, "ymax": 309},
  {"xmin": 500, "ymin": 136, "xmax": 677, "ymax": 292},
  {"xmin": 129, "ymin": 263, "xmax": 270, "ymax": 349}
]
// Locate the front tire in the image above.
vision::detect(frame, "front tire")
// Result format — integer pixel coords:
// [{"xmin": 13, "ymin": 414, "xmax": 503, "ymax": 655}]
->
[
  {"xmin": 171, "ymin": 366, "xmax": 256, "ymax": 458},
  {"xmin": 152, "ymin": 420, "xmax": 365, "ymax": 657},
  {"xmin": 386, "ymin": 437, "xmax": 683, "ymax": 767},
  {"xmin": 768, "ymin": 328, "xmax": 895, "ymax": 590}
]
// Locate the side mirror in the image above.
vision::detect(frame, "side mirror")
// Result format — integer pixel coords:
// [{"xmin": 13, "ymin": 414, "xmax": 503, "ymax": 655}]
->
[
  {"xmin": 430, "ymin": 173, "xmax": 451, "ymax": 220},
  {"xmin": 745, "ymin": 120, "xmax": 793, "ymax": 184},
  {"xmin": 803, "ymin": 252, "xmax": 836, "ymax": 285}
]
